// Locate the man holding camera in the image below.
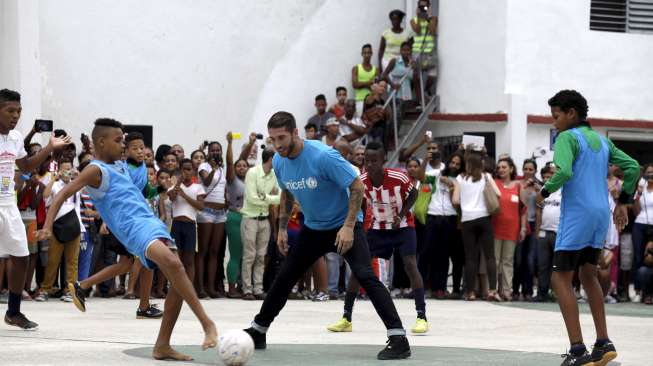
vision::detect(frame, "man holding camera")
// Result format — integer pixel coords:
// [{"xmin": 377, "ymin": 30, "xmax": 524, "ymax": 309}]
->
[{"xmin": 410, "ymin": 0, "xmax": 438, "ymax": 100}]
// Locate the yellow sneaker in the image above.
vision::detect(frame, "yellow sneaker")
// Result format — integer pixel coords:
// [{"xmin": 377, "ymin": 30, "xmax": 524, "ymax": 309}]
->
[
  {"xmin": 327, "ymin": 317, "xmax": 352, "ymax": 332},
  {"xmin": 411, "ymin": 318, "xmax": 429, "ymax": 334}
]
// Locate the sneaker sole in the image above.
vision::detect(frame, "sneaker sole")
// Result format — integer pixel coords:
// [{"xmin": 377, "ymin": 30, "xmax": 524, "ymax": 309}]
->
[
  {"xmin": 67, "ymin": 283, "xmax": 86, "ymax": 313},
  {"xmin": 4, "ymin": 320, "xmax": 39, "ymax": 331},
  {"xmin": 377, "ymin": 349, "xmax": 411, "ymax": 360},
  {"xmin": 136, "ymin": 315, "xmax": 164, "ymax": 319},
  {"xmin": 594, "ymin": 351, "xmax": 617, "ymax": 366},
  {"xmin": 327, "ymin": 327, "xmax": 352, "ymax": 332}
]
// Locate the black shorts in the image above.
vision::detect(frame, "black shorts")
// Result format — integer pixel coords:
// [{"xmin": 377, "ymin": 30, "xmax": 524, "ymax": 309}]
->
[
  {"xmin": 171, "ymin": 220, "xmax": 197, "ymax": 252},
  {"xmin": 367, "ymin": 227, "xmax": 417, "ymax": 260},
  {"xmin": 553, "ymin": 247, "xmax": 601, "ymax": 272},
  {"xmin": 102, "ymin": 233, "xmax": 132, "ymax": 258}
]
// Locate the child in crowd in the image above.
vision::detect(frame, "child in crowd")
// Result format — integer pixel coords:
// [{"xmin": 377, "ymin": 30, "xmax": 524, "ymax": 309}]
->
[{"xmin": 168, "ymin": 159, "xmax": 205, "ymax": 282}]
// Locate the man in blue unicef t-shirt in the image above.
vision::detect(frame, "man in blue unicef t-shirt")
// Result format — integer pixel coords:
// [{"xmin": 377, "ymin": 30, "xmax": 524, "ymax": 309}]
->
[{"xmin": 243, "ymin": 112, "xmax": 410, "ymax": 361}]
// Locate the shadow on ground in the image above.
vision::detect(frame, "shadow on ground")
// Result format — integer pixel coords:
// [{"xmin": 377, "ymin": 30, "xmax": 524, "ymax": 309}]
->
[
  {"xmin": 124, "ymin": 344, "xmax": 557, "ymax": 365},
  {"xmin": 492, "ymin": 301, "xmax": 653, "ymax": 318}
]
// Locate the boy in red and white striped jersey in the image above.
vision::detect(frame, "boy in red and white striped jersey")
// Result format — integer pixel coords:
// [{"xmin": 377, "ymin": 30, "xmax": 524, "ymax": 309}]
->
[{"xmin": 327, "ymin": 142, "xmax": 428, "ymax": 334}]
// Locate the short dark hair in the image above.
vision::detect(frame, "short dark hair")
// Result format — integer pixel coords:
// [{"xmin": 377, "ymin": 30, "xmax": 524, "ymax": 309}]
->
[
  {"xmin": 125, "ymin": 132, "xmax": 144, "ymax": 144},
  {"xmin": 58, "ymin": 158, "xmax": 73, "ymax": 167},
  {"xmin": 91, "ymin": 118, "xmax": 123, "ymax": 143},
  {"xmin": 304, "ymin": 122, "xmax": 317, "ymax": 132},
  {"xmin": 400, "ymin": 41, "xmax": 411, "ymax": 49},
  {"xmin": 156, "ymin": 168, "xmax": 172, "ymax": 178},
  {"xmin": 78, "ymin": 151, "xmax": 92, "ymax": 162},
  {"xmin": 262, "ymin": 148, "xmax": 275, "ymax": 163},
  {"xmin": 190, "ymin": 149, "xmax": 206, "ymax": 160},
  {"xmin": 336, "ymin": 86, "xmax": 347, "ymax": 94},
  {"xmin": 365, "ymin": 141, "xmax": 385, "ymax": 154},
  {"xmin": 315, "ymin": 94, "xmax": 326, "ymax": 102},
  {"xmin": 180, "ymin": 158, "xmax": 193, "ymax": 168},
  {"xmin": 267, "ymin": 111, "xmax": 296, "ymax": 132},
  {"xmin": 541, "ymin": 165, "xmax": 554, "ymax": 176},
  {"xmin": 0, "ymin": 89, "xmax": 20, "ymax": 106},
  {"xmin": 389, "ymin": 9, "xmax": 406, "ymax": 19},
  {"xmin": 362, "ymin": 44, "xmax": 372, "ymax": 51},
  {"xmin": 163, "ymin": 151, "xmax": 177, "ymax": 159},
  {"xmin": 54, "ymin": 129, "xmax": 68, "ymax": 138},
  {"xmin": 155, "ymin": 144, "xmax": 172, "ymax": 163},
  {"xmin": 548, "ymin": 90, "xmax": 588, "ymax": 121}
]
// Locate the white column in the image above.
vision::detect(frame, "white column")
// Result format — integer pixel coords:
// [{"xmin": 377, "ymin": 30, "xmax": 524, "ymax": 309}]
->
[
  {"xmin": 16, "ymin": 0, "xmax": 43, "ymax": 137},
  {"xmin": 507, "ymin": 93, "xmax": 529, "ymax": 169}
]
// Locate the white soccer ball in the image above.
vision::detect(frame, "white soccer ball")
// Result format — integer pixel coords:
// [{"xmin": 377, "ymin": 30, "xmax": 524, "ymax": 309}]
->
[{"xmin": 218, "ymin": 330, "xmax": 255, "ymax": 366}]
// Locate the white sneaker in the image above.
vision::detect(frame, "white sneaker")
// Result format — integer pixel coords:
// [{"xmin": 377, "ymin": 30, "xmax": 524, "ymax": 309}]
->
[
  {"xmin": 390, "ymin": 288, "xmax": 402, "ymax": 298},
  {"xmin": 633, "ymin": 293, "xmax": 642, "ymax": 303},
  {"xmin": 604, "ymin": 295, "xmax": 617, "ymax": 304},
  {"xmin": 61, "ymin": 294, "xmax": 73, "ymax": 303}
]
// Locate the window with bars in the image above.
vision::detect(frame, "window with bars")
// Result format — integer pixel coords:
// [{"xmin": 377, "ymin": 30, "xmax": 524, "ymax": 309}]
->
[{"xmin": 590, "ymin": 0, "xmax": 653, "ymax": 34}]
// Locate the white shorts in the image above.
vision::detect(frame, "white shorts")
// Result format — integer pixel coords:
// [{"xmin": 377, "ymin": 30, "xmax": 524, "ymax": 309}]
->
[{"xmin": 0, "ymin": 204, "xmax": 29, "ymax": 258}]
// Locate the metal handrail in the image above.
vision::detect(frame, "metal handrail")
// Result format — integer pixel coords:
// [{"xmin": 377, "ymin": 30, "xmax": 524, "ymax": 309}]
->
[{"xmin": 386, "ymin": 95, "xmax": 439, "ymax": 165}]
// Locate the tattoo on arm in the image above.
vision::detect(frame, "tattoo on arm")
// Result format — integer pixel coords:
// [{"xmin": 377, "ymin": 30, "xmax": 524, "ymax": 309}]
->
[
  {"xmin": 279, "ymin": 190, "xmax": 294, "ymax": 230},
  {"xmin": 344, "ymin": 179, "xmax": 364, "ymax": 227}
]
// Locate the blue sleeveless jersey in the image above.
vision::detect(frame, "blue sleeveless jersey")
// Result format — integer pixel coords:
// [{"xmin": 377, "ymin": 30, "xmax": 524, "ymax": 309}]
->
[
  {"xmin": 86, "ymin": 160, "xmax": 171, "ymax": 268},
  {"xmin": 555, "ymin": 128, "xmax": 610, "ymax": 251}
]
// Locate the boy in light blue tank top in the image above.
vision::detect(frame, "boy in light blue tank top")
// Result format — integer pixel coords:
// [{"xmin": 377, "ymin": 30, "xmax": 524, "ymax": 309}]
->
[
  {"xmin": 38, "ymin": 118, "xmax": 217, "ymax": 361},
  {"xmin": 538, "ymin": 91, "xmax": 639, "ymax": 366}
]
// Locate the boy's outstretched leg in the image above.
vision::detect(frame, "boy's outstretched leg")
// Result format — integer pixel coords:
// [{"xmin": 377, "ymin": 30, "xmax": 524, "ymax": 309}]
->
[
  {"xmin": 146, "ymin": 241, "xmax": 217, "ymax": 354},
  {"xmin": 70, "ymin": 256, "xmax": 134, "ymax": 312},
  {"xmin": 152, "ymin": 286, "xmax": 191, "ymax": 361},
  {"xmin": 578, "ymin": 263, "xmax": 617, "ymax": 366}
]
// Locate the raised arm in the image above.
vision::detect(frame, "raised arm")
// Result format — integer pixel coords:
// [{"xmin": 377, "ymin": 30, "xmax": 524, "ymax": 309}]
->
[
  {"xmin": 238, "ymin": 133, "xmax": 257, "ymax": 163},
  {"xmin": 16, "ymin": 135, "xmax": 72, "ymax": 173},
  {"xmin": 378, "ymin": 36, "xmax": 386, "ymax": 73},
  {"xmin": 226, "ymin": 132, "xmax": 235, "ymax": 183}
]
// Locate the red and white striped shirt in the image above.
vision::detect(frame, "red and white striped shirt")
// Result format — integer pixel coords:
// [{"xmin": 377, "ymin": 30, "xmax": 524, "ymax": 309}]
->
[{"xmin": 361, "ymin": 168, "xmax": 414, "ymax": 230}]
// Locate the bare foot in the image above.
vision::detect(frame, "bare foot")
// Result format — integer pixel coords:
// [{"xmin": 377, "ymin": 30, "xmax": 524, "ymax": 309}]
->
[
  {"xmin": 202, "ymin": 321, "xmax": 218, "ymax": 350},
  {"xmin": 152, "ymin": 345, "xmax": 193, "ymax": 361}
]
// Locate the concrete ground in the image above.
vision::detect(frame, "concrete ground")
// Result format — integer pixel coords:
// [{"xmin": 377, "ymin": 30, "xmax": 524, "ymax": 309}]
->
[{"xmin": 1, "ymin": 297, "xmax": 650, "ymax": 365}]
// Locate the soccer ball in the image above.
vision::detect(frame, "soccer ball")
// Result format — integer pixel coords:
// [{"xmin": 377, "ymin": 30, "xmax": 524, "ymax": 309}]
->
[{"xmin": 218, "ymin": 330, "xmax": 255, "ymax": 366}]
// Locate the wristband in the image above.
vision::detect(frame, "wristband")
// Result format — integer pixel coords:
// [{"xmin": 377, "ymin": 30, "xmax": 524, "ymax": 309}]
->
[
  {"xmin": 618, "ymin": 190, "xmax": 634, "ymax": 205},
  {"xmin": 540, "ymin": 187, "xmax": 550, "ymax": 199}
]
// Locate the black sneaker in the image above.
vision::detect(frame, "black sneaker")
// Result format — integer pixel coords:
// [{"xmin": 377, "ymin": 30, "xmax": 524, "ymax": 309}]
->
[
  {"xmin": 591, "ymin": 341, "xmax": 617, "ymax": 366},
  {"xmin": 377, "ymin": 335, "xmax": 411, "ymax": 360},
  {"xmin": 68, "ymin": 282, "xmax": 86, "ymax": 312},
  {"xmin": 4, "ymin": 312, "xmax": 39, "ymax": 330},
  {"xmin": 136, "ymin": 304, "xmax": 163, "ymax": 319},
  {"xmin": 560, "ymin": 350, "xmax": 594, "ymax": 366},
  {"xmin": 243, "ymin": 327, "xmax": 267, "ymax": 350}
]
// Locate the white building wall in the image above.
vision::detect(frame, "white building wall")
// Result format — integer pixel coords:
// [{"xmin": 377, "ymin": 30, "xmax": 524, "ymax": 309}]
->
[
  {"xmin": 5, "ymin": 0, "xmax": 403, "ymax": 152},
  {"xmin": 437, "ymin": 0, "xmax": 509, "ymax": 114}
]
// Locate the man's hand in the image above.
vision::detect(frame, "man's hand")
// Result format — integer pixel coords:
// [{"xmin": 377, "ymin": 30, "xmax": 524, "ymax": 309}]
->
[
  {"xmin": 270, "ymin": 186, "xmax": 279, "ymax": 196},
  {"xmin": 227, "ymin": 132, "xmax": 233, "ymax": 144},
  {"xmin": 614, "ymin": 204, "xmax": 629, "ymax": 232},
  {"xmin": 49, "ymin": 135, "xmax": 73, "ymax": 151},
  {"xmin": 249, "ymin": 132, "xmax": 257, "ymax": 144},
  {"xmin": 99, "ymin": 223, "xmax": 110, "ymax": 235},
  {"xmin": 36, "ymin": 228, "xmax": 52, "ymax": 241},
  {"xmin": 519, "ymin": 228, "xmax": 527, "ymax": 242},
  {"xmin": 277, "ymin": 230, "xmax": 289, "ymax": 256},
  {"xmin": 335, "ymin": 226, "xmax": 354, "ymax": 255}
]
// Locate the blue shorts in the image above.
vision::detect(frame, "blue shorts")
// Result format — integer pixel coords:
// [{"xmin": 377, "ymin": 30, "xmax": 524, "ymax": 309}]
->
[
  {"xmin": 171, "ymin": 220, "xmax": 197, "ymax": 252},
  {"xmin": 366, "ymin": 227, "xmax": 417, "ymax": 259},
  {"xmin": 197, "ymin": 207, "xmax": 227, "ymax": 224}
]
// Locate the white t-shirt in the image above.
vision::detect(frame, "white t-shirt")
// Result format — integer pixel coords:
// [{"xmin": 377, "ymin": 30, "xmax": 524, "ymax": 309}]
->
[
  {"xmin": 427, "ymin": 173, "xmax": 457, "ymax": 216},
  {"xmin": 425, "ymin": 162, "xmax": 445, "ymax": 177},
  {"xmin": 339, "ymin": 117, "xmax": 366, "ymax": 146},
  {"xmin": 456, "ymin": 173, "xmax": 490, "ymax": 223},
  {"xmin": 49, "ymin": 180, "xmax": 86, "ymax": 233},
  {"xmin": 170, "ymin": 183, "xmax": 205, "ymax": 221},
  {"xmin": 198, "ymin": 162, "xmax": 226, "ymax": 204},
  {"xmin": 635, "ymin": 188, "xmax": 653, "ymax": 225},
  {"xmin": 540, "ymin": 189, "xmax": 561, "ymax": 233},
  {"xmin": 0, "ymin": 130, "xmax": 27, "ymax": 204}
]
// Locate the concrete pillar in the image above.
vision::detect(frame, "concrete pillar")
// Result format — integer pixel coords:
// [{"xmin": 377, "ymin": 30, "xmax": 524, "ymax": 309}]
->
[{"xmin": 507, "ymin": 93, "xmax": 529, "ymax": 167}]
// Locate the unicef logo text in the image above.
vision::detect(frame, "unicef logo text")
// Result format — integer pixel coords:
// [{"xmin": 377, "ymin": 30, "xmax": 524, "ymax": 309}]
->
[{"xmin": 285, "ymin": 177, "xmax": 318, "ymax": 190}]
